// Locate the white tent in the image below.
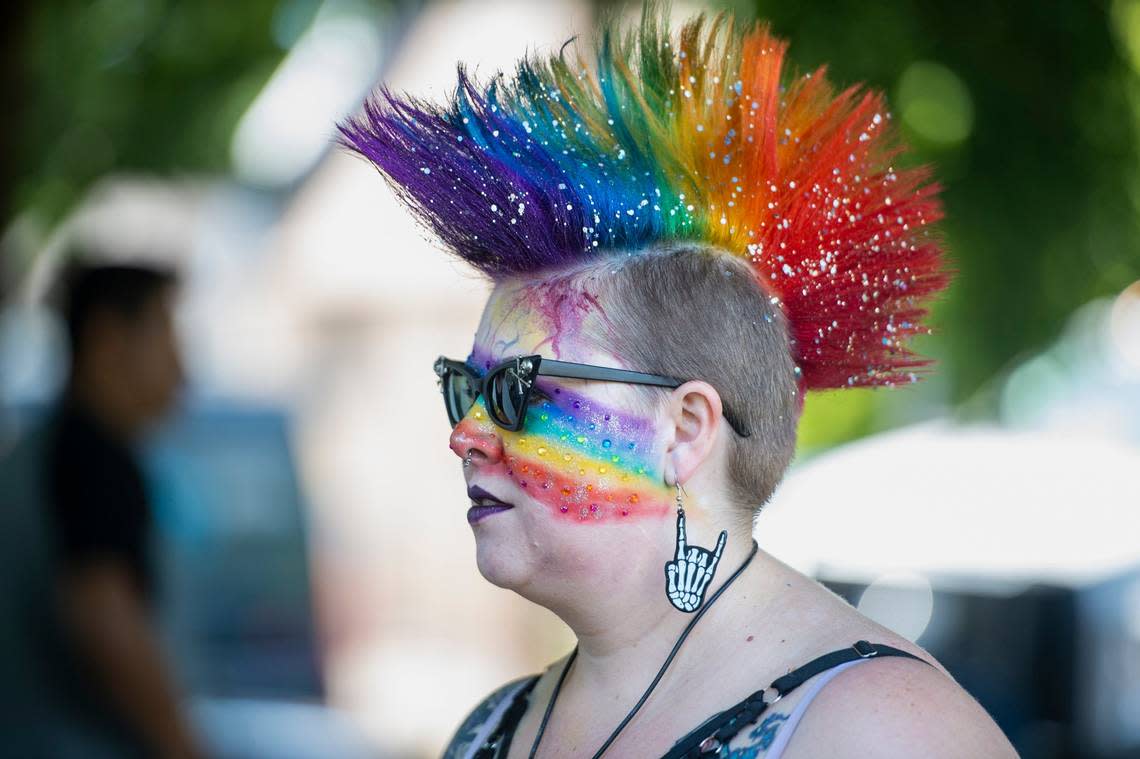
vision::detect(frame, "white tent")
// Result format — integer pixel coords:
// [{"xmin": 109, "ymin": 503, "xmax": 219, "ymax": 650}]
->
[{"xmin": 761, "ymin": 421, "xmax": 1140, "ymax": 588}]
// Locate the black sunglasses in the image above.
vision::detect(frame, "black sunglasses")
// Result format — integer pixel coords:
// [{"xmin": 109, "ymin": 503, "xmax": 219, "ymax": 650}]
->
[{"xmin": 433, "ymin": 354, "xmax": 750, "ymax": 437}]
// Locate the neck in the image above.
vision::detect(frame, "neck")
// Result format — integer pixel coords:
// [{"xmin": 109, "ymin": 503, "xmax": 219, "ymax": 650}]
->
[
  {"xmin": 66, "ymin": 372, "xmax": 139, "ymax": 442},
  {"xmin": 534, "ymin": 518, "xmax": 765, "ymax": 693}
]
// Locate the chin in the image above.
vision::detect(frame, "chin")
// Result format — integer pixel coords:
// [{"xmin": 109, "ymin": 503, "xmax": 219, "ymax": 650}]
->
[
  {"xmin": 473, "ymin": 532, "xmax": 534, "ymax": 590},
  {"xmin": 471, "ymin": 508, "xmax": 544, "ymax": 590}
]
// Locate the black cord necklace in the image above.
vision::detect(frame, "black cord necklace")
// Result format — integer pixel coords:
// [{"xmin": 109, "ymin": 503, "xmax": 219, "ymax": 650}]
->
[{"xmin": 527, "ymin": 539, "xmax": 759, "ymax": 759}]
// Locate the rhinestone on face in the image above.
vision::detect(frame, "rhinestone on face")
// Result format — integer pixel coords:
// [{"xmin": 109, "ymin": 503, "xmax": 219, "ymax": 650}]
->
[{"xmin": 699, "ymin": 736, "xmax": 721, "ymax": 753}]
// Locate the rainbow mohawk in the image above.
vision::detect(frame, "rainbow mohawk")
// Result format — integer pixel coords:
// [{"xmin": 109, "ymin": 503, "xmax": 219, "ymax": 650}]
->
[{"xmin": 339, "ymin": 7, "xmax": 949, "ymax": 390}]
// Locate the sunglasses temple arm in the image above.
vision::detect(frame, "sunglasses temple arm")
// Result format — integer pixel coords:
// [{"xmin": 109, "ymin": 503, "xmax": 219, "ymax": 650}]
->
[
  {"xmin": 537, "ymin": 359, "xmax": 681, "ymax": 388},
  {"xmin": 543, "ymin": 360, "xmax": 751, "ymax": 437},
  {"xmin": 722, "ymin": 405, "xmax": 751, "ymax": 438}
]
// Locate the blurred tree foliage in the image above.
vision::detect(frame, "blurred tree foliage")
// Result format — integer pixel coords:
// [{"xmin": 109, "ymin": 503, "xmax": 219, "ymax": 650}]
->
[
  {"xmin": 5, "ymin": 0, "xmax": 1138, "ymax": 451},
  {"xmin": 2, "ymin": 0, "xmax": 327, "ymax": 288},
  {"xmin": 724, "ymin": 0, "xmax": 1140, "ymax": 452}
]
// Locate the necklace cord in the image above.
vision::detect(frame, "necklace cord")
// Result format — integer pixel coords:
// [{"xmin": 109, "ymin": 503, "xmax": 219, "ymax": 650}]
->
[
  {"xmin": 527, "ymin": 647, "xmax": 578, "ymax": 759},
  {"xmin": 527, "ymin": 539, "xmax": 760, "ymax": 759}
]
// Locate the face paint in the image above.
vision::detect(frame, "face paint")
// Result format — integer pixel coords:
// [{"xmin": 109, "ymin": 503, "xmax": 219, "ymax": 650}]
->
[
  {"xmin": 523, "ymin": 277, "xmax": 605, "ymax": 358},
  {"xmin": 460, "ymin": 285, "xmax": 672, "ymax": 522},
  {"xmin": 475, "ymin": 275, "xmax": 606, "ymax": 361},
  {"xmin": 460, "ymin": 364, "xmax": 671, "ymax": 522}
]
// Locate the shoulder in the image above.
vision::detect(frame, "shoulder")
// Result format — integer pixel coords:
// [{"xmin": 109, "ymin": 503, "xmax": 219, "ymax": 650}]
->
[
  {"xmin": 778, "ymin": 653, "xmax": 1018, "ymax": 759},
  {"xmin": 50, "ymin": 410, "xmax": 144, "ymax": 511},
  {"xmin": 442, "ymin": 676, "xmax": 537, "ymax": 759}
]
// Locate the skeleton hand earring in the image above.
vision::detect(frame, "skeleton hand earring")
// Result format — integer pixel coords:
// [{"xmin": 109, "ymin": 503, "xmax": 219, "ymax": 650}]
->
[{"xmin": 665, "ymin": 482, "xmax": 727, "ymax": 613}]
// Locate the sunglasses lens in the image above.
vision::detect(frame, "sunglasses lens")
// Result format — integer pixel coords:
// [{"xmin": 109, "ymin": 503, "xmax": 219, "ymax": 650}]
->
[
  {"xmin": 442, "ymin": 369, "xmax": 479, "ymax": 426},
  {"xmin": 486, "ymin": 363, "xmax": 530, "ymax": 430}
]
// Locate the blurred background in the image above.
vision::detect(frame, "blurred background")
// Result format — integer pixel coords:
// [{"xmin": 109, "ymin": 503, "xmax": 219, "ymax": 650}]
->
[{"xmin": 0, "ymin": 0, "xmax": 1137, "ymax": 757}]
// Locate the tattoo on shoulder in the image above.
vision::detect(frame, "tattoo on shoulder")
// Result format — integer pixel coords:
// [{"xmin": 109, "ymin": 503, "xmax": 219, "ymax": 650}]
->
[
  {"xmin": 718, "ymin": 712, "xmax": 790, "ymax": 758},
  {"xmin": 442, "ymin": 680, "xmax": 525, "ymax": 759}
]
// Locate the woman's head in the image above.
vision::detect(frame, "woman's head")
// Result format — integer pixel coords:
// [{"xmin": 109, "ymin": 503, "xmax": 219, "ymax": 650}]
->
[
  {"xmin": 341, "ymin": 4, "xmax": 949, "ymax": 591},
  {"xmin": 445, "ymin": 242, "xmax": 795, "ymax": 588},
  {"xmin": 435, "ymin": 261, "xmax": 691, "ymax": 587}
]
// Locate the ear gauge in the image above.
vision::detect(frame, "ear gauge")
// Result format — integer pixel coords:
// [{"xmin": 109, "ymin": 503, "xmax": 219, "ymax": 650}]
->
[{"xmin": 664, "ymin": 482, "xmax": 728, "ymax": 613}]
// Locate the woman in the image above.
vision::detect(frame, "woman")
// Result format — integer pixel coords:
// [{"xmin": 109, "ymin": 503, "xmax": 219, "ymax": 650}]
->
[{"xmin": 341, "ymin": 6, "xmax": 1018, "ymax": 758}]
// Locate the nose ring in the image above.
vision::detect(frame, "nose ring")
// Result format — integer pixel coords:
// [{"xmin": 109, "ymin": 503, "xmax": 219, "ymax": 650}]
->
[{"xmin": 462, "ymin": 452, "xmax": 474, "ymax": 469}]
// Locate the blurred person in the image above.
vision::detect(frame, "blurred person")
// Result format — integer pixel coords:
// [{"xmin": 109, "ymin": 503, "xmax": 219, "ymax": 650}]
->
[
  {"xmin": 340, "ymin": 5, "xmax": 1018, "ymax": 759},
  {"xmin": 0, "ymin": 261, "xmax": 202, "ymax": 758}
]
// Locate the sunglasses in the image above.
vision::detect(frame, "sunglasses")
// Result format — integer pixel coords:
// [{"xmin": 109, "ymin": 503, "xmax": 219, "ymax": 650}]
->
[{"xmin": 433, "ymin": 354, "xmax": 751, "ymax": 437}]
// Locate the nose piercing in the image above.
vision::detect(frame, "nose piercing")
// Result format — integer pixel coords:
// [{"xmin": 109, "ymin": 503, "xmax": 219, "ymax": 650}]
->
[{"xmin": 462, "ymin": 452, "xmax": 474, "ymax": 469}]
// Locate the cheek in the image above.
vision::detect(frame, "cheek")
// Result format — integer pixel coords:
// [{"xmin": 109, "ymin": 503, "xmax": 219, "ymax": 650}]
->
[
  {"xmin": 136, "ymin": 344, "xmax": 178, "ymax": 398},
  {"xmin": 500, "ymin": 392, "xmax": 671, "ymax": 523}
]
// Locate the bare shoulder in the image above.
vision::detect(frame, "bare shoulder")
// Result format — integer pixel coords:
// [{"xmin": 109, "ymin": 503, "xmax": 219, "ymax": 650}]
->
[
  {"xmin": 780, "ymin": 654, "xmax": 1018, "ymax": 759},
  {"xmin": 442, "ymin": 675, "xmax": 535, "ymax": 759}
]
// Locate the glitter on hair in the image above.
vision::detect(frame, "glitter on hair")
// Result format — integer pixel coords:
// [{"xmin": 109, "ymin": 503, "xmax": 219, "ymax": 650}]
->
[{"xmin": 338, "ymin": 5, "xmax": 949, "ymax": 389}]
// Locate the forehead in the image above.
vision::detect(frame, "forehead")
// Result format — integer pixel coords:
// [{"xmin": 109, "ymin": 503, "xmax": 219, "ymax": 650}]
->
[{"xmin": 469, "ymin": 276, "xmax": 618, "ymax": 369}]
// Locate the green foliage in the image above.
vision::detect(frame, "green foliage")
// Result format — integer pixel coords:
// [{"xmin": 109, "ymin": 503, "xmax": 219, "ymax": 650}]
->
[
  {"xmin": 14, "ymin": 0, "xmax": 294, "ymax": 225},
  {"xmin": 745, "ymin": 0, "xmax": 1140, "ymax": 416}
]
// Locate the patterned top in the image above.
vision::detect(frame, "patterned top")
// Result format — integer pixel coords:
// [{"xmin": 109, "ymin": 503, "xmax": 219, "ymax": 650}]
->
[{"xmin": 441, "ymin": 656, "xmax": 885, "ymax": 759}]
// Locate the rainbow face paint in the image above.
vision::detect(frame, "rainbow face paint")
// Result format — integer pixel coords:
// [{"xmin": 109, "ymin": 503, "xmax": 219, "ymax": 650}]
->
[
  {"xmin": 456, "ymin": 286, "xmax": 671, "ymax": 523},
  {"xmin": 459, "ymin": 375, "xmax": 671, "ymax": 523}
]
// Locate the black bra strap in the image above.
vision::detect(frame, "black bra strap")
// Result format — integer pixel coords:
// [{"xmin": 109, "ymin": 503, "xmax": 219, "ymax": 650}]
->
[
  {"xmin": 665, "ymin": 640, "xmax": 932, "ymax": 758},
  {"xmin": 770, "ymin": 640, "xmax": 928, "ymax": 697}
]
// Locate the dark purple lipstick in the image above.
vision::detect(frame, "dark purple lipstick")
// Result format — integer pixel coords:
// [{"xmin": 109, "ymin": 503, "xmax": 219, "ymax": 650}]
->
[{"xmin": 466, "ymin": 484, "xmax": 514, "ymax": 524}]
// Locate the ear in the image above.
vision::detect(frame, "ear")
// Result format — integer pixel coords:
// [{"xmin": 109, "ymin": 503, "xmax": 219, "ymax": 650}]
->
[{"xmin": 662, "ymin": 380, "xmax": 724, "ymax": 486}]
